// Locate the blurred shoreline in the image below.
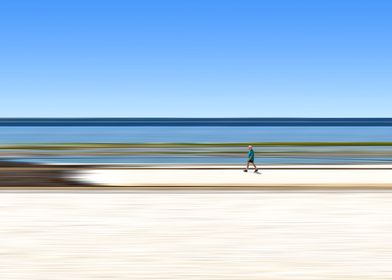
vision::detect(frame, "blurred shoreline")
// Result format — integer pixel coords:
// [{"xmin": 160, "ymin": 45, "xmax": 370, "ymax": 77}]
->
[{"xmin": 2, "ymin": 141, "xmax": 392, "ymax": 165}]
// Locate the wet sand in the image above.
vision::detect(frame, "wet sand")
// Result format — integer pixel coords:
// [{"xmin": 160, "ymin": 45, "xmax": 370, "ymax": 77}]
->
[{"xmin": 0, "ymin": 162, "xmax": 91, "ymax": 188}]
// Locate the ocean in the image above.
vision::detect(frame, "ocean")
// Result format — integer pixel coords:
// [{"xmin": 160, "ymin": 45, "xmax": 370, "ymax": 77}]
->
[
  {"xmin": 0, "ymin": 118, "xmax": 391, "ymax": 164},
  {"xmin": 0, "ymin": 126, "xmax": 392, "ymax": 144}
]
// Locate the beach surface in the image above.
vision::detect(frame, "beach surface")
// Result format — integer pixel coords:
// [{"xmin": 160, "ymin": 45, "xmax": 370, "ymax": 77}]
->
[
  {"xmin": 72, "ymin": 165, "xmax": 392, "ymax": 188},
  {"xmin": 1, "ymin": 163, "xmax": 392, "ymax": 189},
  {"xmin": 1, "ymin": 189, "xmax": 392, "ymax": 279},
  {"xmin": 2, "ymin": 164, "xmax": 392, "ymax": 279}
]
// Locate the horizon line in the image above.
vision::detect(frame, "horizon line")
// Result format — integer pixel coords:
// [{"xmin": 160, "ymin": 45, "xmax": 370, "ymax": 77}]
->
[{"xmin": 0, "ymin": 117, "xmax": 391, "ymax": 126}]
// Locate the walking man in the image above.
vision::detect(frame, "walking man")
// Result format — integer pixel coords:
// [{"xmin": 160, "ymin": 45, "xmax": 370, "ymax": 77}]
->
[{"xmin": 244, "ymin": 145, "xmax": 259, "ymax": 172}]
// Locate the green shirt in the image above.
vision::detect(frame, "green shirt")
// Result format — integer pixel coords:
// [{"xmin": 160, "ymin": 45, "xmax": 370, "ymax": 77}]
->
[{"xmin": 248, "ymin": 149, "xmax": 254, "ymax": 161}]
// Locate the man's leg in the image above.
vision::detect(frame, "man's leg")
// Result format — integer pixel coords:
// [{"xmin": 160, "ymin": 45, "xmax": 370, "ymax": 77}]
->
[
  {"xmin": 251, "ymin": 162, "xmax": 258, "ymax": 171},
  {"xmin": 244, "ymin": 161, "xmax": 250, "ymax": 172}
]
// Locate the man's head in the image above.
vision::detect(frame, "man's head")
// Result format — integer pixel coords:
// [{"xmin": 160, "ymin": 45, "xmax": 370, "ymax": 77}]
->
[{"xmin": 248, "ymin": 145, "xmax": 253, "ymax": 150}]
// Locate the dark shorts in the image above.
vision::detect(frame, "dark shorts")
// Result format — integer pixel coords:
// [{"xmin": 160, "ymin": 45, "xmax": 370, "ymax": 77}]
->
[{"xmin": 247, "ymin": 159, "xmax": 254, "ymax": 163}]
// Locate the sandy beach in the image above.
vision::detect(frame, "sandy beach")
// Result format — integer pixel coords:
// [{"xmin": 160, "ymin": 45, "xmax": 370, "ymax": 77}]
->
[
  {"xmin": 72, "ymin": 165, "xmax": 392, "ymax": 188},
  {"xmin": 1, "ymin": 163, "xmax": 392, "ymax": 279},
  {"xmin": 1, "ymin": 162, "xmax": 392, "ymax": 189},
  {"xmin": 1, "ymin": 189, "xmax": 392, "ymax": 279}
]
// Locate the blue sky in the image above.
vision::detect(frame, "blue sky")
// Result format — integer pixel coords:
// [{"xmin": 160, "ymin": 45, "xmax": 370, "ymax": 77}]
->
[{"xmin": 0, "ymin": 0, "xmax": 391, "ymax": 117}]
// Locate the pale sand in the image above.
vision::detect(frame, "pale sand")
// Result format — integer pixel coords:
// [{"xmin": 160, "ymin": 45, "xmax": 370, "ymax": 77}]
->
[
  {"xmin": 1, "ymin": 190, "xmax": 392, "ymax": 279},
  {"xmin": 72, "ymin": 165, "xmax": 392, "ymax": 187}
]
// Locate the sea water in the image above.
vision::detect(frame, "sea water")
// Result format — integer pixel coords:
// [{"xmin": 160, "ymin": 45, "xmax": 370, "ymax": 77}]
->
[
  {"xmin": 0, "ymin": 123, "xmax": 391, "ymax": 164},
  {"xmin": 0, "ymin": 126, "xmax": 392, "ymax": 144}
]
